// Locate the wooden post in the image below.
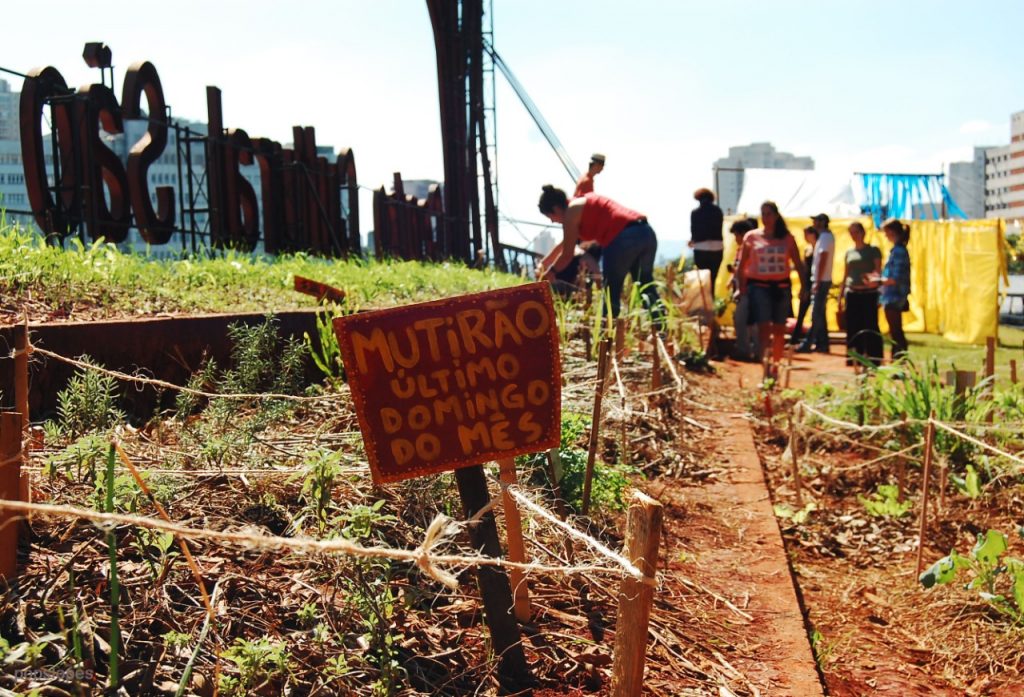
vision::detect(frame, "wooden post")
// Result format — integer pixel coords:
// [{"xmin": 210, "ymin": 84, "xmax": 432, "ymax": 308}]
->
[
  {"xmin": 582, "ymin": 339, "xmax": 611, "ymax": 516},
  {"xmin": 1011, "ymin": 359, "xmax": 1018, "ymax": 385},
  {"xmin": 0, "ymin": 412, "xmax": 23, "ymax": 581},
  {"xmin": 915, "ymin": 415, "xmax": 936, "ymax": 578},
  {"xmin": 789, "ymin": 408, "xmax": 804, "ymax": 507},
  {"xmin": 615, "ymin": 318, "xmax": 626, "ymax": 361},
  {"xmin": 651, "ymin": 328, "xmax": 662, "ymax": 390},
  {"xmin": 938, "ymin": 458, "xmax": 947, "ymax": 511},
  {"xmin": 986, "ymin": 337, "xmax": 996, "ymax": 423},
  {"xmin": 897, "ymin": 420, "xmax": 907, "ymax": 501},
  {"xmin": 498, "ymin": 458, "xmax": 531, "ymax": 622},
  {"xmin": 610, "ymin": 490, "xmax": 663, "ymax": 697},
  {"xmin": 453, "ymin": 466, "xmax": 532, "ymax": 690}
]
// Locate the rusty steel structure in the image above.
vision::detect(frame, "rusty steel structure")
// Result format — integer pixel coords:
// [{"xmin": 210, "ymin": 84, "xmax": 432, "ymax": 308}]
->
[
  {"xmin": 15, "ymin": 49, "xmax": 360, "ymax": 256},
  {"xmin": 11, "ymin": 17, "xmax": 538, "ymax": 269}
]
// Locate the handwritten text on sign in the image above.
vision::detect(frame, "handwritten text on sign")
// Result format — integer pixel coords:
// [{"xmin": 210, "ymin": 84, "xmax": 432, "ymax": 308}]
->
[{"xmin": 333, "ymin": 283, "xmax": 561, "ymax": 484}]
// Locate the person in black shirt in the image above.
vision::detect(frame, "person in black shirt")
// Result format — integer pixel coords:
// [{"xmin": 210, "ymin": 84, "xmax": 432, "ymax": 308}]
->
[{"xmin": 689, "ymin": 188, "xmax": 725, "ymax": 290}]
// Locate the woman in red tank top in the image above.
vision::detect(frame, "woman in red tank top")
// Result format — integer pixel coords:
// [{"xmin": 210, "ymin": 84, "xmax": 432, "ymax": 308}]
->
[{"xmin": 536, "ymin": 185, "xmax": 663, "ymax": 325}]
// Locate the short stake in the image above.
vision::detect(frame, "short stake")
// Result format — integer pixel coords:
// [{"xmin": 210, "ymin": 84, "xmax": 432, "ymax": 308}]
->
[
  {"xmin": 454, "ymin": 466, "xmax": 532, "ymax": 690},
  {"xmin": 615, "ymin": 318, "xmax": 626, "ymax": 361},
  {"xmin": 582, "ymin": 339, "xmax": 612, "ymax": 516},
  {"xmin": 1012, "ymin": 359, "xmax": 1018, "ymax": 385},
  {"xmin": 498, "ymin": 457, "xmax": 532, "ymax": 622},
  {"xmin": 915, "ymin": 415, "xmax": 936, "ymax": 579},
  {"xmin": 0, "ymin": 412, "xmax": 23, "ymax": 581},
  {"xmin": 651, "ymin": 328, "xmax": 662, "ymax": 390},
  {"xmin": 611, "ymin": 490, "xmax": 663, "ymax": 697},
  {"xmin": 789, "ymin": 407, "xmax": 804, "ymax": 507}
]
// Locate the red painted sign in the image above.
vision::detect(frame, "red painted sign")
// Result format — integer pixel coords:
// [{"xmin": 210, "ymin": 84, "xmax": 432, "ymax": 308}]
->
[
  {"xmin": 294, "ymin": 275, "xmax": 346, "ymax": 304},
  {"xmin": 334, "ymin": 283, "xmax": 561, "ymax": 484}
]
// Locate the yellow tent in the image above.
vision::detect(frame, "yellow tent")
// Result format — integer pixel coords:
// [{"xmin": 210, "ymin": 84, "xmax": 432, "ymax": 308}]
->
[{"xmin": 715, "ymin": 217, "xmax": 1007, "ymax": 345}]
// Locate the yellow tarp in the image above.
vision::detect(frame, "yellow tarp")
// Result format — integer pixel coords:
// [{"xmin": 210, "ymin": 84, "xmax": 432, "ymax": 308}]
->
[{"xmin": 715, "ymin": 217, "xmax": 1006, "ymax": 346}]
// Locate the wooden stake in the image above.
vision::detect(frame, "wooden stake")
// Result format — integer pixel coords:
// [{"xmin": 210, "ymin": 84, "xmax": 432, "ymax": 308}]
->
[
  {"xmin": 651, "ymin": 328, "xmax": 662, "ymax": 390},
  {"xmin": 0, "ymin": 412, "xmax": 23, "ymax": 581},
  {"xmin": 1012, "ymin": 359, "xmax": 1018, "ymax": 385},
  {"xmin": 498, "ymin": 457, "xmax": 532, "ymax": 622},
  {"xmin": 453, "ymin": 465, "xmax": 532, "ymax": 690},
  {"xmin": 611, "ymin": 490, "xmax": 664, "ymax": 697},
  {"xmin": 897, "ymin": 419, "xmax": 907, "ymax": 501},
  {"xmin": 986, "ymin": 336, "xmax": 996, "ymax": 423},
  {"xmin": 938, "ymin": 459, "xmax": 947, "ymax": 512},
  {"xmin": 615, "ymin": 318, "xmax": 626, "ymax": 361},
  {"xmin": 582, "ymin": 339, "xmax": 612, "ymax": 516},
  {"xmin": 789, "ymin": 408, "xmax": 804, "ymax": 507},
  {"xmin": 915, "ymin": 416, "xmax": 936, "ymax": 578}
]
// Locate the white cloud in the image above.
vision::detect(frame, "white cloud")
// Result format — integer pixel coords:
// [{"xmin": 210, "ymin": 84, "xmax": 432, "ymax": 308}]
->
[{"xmin": 960, "ymin": 119, "xmax": 993, "ymax": 134}]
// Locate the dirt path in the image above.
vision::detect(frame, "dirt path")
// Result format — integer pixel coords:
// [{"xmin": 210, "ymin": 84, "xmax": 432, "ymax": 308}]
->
[{"xmin": 643, "ymin": 364, "xmax": 826, "ymax": 696}]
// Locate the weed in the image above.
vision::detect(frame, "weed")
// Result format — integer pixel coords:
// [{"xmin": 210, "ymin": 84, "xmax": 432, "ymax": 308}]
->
[
  {"xmin": 296, "ymin": 602, "xmax": 318, "ymax": 629},
  {"xmin": 43, "ymin": 432, "xmax": 108, "ymax": 483},
  {"xmin": 337, "ymin": 499, "xmax": 397, "ymax": 542},
  {"xmin": 294, "ymin": 448, "xmax": 344, "ymax": 532},
  {"xmin": 218, "ymin": 637, "xmax": 292, "ymax": 697},
  {"xmin": 774, "ymin": 502, "xmax": 817, "ymax": 524},
  {"xmin": 920, "ymin": 528, "xmax": 1024, "ymax": 623},
  {"xmin": 858, "ymin": 484, "xmax": 913, "ymax": 518},
  {"xmin": 305, "ymin": 304, "xmax": 348, "ymax": 385},
  {"xmin": 52, "ymin": 357, "xmax": 124, "ymax": 438}
]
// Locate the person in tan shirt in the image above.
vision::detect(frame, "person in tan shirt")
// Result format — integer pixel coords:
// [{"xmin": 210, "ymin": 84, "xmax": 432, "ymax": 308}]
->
[{"xmin": 573, "ymin": 153, "xmax": 605, "ymax": 197}]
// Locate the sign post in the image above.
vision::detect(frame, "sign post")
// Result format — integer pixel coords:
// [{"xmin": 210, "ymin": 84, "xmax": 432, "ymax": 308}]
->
[{"xmin": 333, "ymin": 282, "xmax": 561, "ymax": 690}]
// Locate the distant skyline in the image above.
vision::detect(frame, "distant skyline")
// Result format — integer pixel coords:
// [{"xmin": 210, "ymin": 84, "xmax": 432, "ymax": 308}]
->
[{"xmin": 2, "ymin": 0, "xmax": 1021, "ymax": 243}]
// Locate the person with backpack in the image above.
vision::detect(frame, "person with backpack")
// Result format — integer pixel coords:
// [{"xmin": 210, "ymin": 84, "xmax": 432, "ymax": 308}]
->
[{"xmin": 736, "ymin": 201, "xmax": 805, "ymax": 375}]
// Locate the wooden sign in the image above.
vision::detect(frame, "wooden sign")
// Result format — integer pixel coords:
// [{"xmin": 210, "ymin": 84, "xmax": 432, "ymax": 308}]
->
[
  {"xmin": 333, "ymin": 283, "xmax": 561, "ymax": 484},
  {"xmin": 294, "ymin": 275, "xmax": 346, "ymax": 304}
]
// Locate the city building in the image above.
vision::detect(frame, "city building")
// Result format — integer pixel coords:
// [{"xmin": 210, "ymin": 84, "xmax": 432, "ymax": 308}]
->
[
  {"xmin": 712, "ymin": 142, "xmax": 814, "ymax": 215},
  {"xmin": 985, "ymin": 110, "xmax": 1024, "ymax": 222},
  {"xmin": 948, "ymin": 146, "xmax": 990, "ymax": 220}
]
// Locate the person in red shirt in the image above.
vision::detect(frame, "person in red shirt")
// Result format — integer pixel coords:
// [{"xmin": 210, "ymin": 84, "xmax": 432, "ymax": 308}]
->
[
  {"xmin": 573, "ymin": 153, "xmax": 605, "ymax": 198},
  {"xmin": 536, "ymin": 184, "xmax": 662, "ymax": 325}
]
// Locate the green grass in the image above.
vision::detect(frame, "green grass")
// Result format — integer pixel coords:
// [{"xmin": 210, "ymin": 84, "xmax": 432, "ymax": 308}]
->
[
  {"xmin": 906, "ymin": 327, "xmax": 1024, "ymax": 385},
  {"xmin": 0, "ymin": 218, "xmax": 520, "ymax": 317}
]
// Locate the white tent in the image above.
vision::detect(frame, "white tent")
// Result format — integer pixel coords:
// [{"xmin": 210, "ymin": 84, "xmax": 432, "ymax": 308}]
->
[{"xmin": 734, "ymin": 169, "xmax": 862, "ymax": 218}]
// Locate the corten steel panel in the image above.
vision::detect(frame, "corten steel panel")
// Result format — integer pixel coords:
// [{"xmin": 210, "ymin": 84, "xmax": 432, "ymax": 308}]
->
[
  {"xmin": 0, "ymin": 311, "xmax": 322, "ymax": 420},
  {"xmin": 333, "ymin": 283, "xmax": 561, "ymax": 485}
]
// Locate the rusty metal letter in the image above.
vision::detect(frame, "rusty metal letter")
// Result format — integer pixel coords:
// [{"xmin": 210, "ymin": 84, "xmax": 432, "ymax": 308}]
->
[
  {"xmin": 336, "ymin": 148, "xmax": 360, "ymax": 254},
  {"xmin": 19, "ymin": 66, "xmax": 76, "ymax": 236},
  {"xmin": 76, "ymin": 83, "xmax": 131, "ymax": 243},
  {"xmin": 223, "ymin": 128, "xmax": 259, "ymax": 251},
  {"xmin": 121, "ymin": 61, "xmax": 175, "ymax": 244}
]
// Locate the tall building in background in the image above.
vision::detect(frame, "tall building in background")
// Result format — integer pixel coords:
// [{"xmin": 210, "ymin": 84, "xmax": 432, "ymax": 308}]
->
[
  {"xmin": 985, "ymin": 110, "xmax": 1024, "ymax": 222},
  {"xmin": 712, "ymin": 142, "xmax": 814, "ymax": 215},
  {"xmin": 948, "ymin": 147, "xmax": 990, "ymax": 220}
]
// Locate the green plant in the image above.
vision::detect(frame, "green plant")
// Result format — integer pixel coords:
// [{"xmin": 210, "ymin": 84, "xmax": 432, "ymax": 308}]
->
[
  {"xmin": 920, "ymin": 528, "xmax": 1024, "ymax": 622},
  {"xmin": 305, "ymin": 305, "xmax": 346, "ymax": 384},
  {"xmin": 950, "ymin": 464, "xmax": 983, "ymax": 498},
  {"xmin": 43, "ymin": 433, "xmax": 108, "ymax": 483},
  {"xmin": 294, "ymin": 448, "xmax": 344, "ymax": 531},
  {"xmin": 527, "ymin": 413, "xmax": 638, "ymax": 513},
  {"xmin": 132, "ymin": 528, "xmax": 179, "ymax": 581},
  {"xmin": 858, "ymin": 484, "xmax": 913, "ymax": 518},
  {"xmin": 218, "ymin": 637, "xmax": 292, "ymax": 696},
  {"xmin": 774, "ymin": 502, "xmax": 817, "ymax": 524},
  {"xmin": 296, "ymin": 602, "xmax": 318, "ymax": 629},
  {"xmin": 337, "ymin": 500, "xmax": 397, "ymax": 542},
  {"xmin": 163, "ymin": 631, "xmax": 193, "ymax": 650},
  {"xmin": 53, "ymin": 357, "xmax": 125, "ymax": 437}
]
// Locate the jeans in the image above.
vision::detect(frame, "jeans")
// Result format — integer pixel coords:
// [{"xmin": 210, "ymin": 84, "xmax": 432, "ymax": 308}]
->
[
  {"xmin": 801, "ymin": 281, "xmax": 832, "ymax": 351},
  {"xmin": 884, "ymin": 304, "xmax": 909, "ymax": 361},
  {"xmin": 602, "ymin": 222, "xmax": 663, "ymax": 325},
  {"xmin": 790, "ymin": 291, "xmax": 811, "ymax": 344},
  {"xmin": 693, "ymin": 249, "xmax": 724, "ymax": 292},
  {"xmin": 845, "ymin": 290, "xmax": 882, "ymax": 366}
]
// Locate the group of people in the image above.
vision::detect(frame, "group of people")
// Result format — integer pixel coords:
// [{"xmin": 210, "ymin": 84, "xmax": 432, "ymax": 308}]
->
[
  {"xmin": 532, "ymin": 153, "xmax": 913, "ymax": 375},
  {"xmin": 725, "ymin": 201, "xmax": 912, "ymax": 371}
]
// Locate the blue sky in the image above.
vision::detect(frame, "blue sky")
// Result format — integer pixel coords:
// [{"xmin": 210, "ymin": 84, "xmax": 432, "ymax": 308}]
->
[{"xmin": 3, "ymin": 0, "xmax": 1022, "ymax": 245}]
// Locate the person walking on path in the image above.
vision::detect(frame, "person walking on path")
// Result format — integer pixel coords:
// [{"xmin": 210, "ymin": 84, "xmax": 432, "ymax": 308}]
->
[
  {"xmin": 797, "ymin": 213, "xmax": 835, "ymax": 354},
  {"xmin": 689, "ymin": 187, "xmax": 725, "ymax": 290},
  {"xmin": 573, "ymin": 153, "xmax": 605, "ymax": 198},
  {"xmin": 537, "ymin": 185, "xmax": 663, "ymax": 325},
  {"xmin": 789, "ymin": 226, "xmax": 818, "ymax": 346},
  {"xmin": 880, "ymin": 218, "xmax": 912, "ymax": 361},
  {"xmin": 841, "ymin": 221, "xmax": 883, "ymax": 366},
  {"xmin": 736, "ymin": 201, "xmax": 805, "ymax": 375},
  {"xmin": 728, "ymin": 219, "xmax": 760, "ymax": 361}
]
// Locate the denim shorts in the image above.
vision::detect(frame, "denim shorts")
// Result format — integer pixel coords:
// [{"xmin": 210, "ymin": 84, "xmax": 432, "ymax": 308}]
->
[{"xmin": 747, "ymin": 283, "xmax": 793, "ymax": 326}]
